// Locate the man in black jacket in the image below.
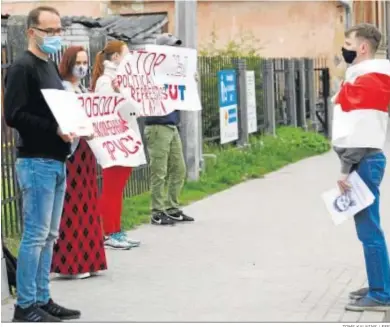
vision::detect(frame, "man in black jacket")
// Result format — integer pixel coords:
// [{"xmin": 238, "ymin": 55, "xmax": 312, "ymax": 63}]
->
[
  {"xmin": 4, "ymin": 6, "xmax": 80, "ymax": 322},
  {"xmin": 145, "ymin": 33, "xmax": 195, "ymax": 226}
]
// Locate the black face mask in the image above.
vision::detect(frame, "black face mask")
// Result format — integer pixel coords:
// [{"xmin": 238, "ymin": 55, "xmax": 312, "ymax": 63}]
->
[{"xmin": 341, "ymin": 47, "xmax": 357, "ymax": 64}]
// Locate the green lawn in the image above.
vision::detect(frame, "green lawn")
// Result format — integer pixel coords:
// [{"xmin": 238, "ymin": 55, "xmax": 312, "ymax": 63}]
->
[{"xmin": 3, "ymin": 127, "xmax": 330, "ymax": 256}]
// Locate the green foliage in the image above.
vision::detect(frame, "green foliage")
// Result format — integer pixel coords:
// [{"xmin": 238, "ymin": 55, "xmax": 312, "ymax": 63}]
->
[{"xmin": 199, "ymin": 28, "xmax": 262, "ymax": 57}]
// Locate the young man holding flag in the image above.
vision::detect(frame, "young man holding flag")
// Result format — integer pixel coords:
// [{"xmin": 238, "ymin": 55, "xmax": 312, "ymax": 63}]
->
[{"xmin": 332, "ymin": 23, "xmax": 390, "ymax": 311}]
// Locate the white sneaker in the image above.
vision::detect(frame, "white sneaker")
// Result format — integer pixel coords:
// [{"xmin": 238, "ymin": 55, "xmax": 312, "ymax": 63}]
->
[
  {"xmin": 104, "ymin": 235, "xmax": 131, "ymax": 250},
  {"xmin": 116, "ymin": 232, "xmax": 141, "ymax": 247},
  {"xmin": 128, "ymin": 238, "xmax": 141, "ymax": 247},
  {"xmin": 56, "ymin": 273, "xmax": 91, "ymax": 279}
]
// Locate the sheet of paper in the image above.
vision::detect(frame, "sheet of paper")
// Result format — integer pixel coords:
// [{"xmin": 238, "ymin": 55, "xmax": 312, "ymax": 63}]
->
[
  {"xmin": 321, "ymin": 171, "xmax": 375, "ymax": 226},
  {"xmin": 41, "ymin": 89, "xmax": 94, "ymax": 136}
]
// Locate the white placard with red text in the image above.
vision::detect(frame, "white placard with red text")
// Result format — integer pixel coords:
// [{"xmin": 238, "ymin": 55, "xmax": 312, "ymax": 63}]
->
[
  {"xmin": 116, "ymin": 45, "xmax": 202, "ymax": 116},
  {"xmin": 42, "ymin": 89, "xmax": 147, "ymax": 168},
  {"xmin": 77, "ymin": 93, "xmax": 146, "ymax": 169}
]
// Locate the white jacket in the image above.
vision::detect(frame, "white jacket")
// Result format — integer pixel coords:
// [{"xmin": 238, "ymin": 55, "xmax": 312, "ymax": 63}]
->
[{"xmin": 95, "ymin": 61, "xmax": 118, "ymax": 93}]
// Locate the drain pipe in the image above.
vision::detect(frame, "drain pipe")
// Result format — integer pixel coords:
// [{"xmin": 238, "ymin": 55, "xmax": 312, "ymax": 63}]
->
[
  {"xmin": 327, "ymin": 1, "xmax": 352, "ymax": 138},
  {"xmin": 339, "ymin": 0, "xmax": 352, "ymax": 29}
]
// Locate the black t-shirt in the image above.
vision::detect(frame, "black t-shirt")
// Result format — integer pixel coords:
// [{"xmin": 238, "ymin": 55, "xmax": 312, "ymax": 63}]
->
[{"xmin": 4, "ymin": 51, "xmax": 70, "ymax": 162}]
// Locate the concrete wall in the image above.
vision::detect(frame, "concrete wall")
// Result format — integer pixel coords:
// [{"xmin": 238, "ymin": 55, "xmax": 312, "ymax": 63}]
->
[
  {"xmin": 1, "ymin": 1, "xmax": 346, "ymax": 58},
  {"xmin": 1, "ymin": 0, "xmax": 105, "ymax": 17},
  {"xmin": 108, "ymin": 0, "xmax": 347, "ymax": 104},
  {"xmin": 107, "ymin": 1, "xmax": 345, "ymax": 58}
]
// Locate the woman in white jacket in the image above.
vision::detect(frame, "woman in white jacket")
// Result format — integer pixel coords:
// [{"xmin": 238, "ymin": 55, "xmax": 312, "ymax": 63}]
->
[{"xmin": 91, "ymin": 40, "xmax": 141, "ymax": 250}]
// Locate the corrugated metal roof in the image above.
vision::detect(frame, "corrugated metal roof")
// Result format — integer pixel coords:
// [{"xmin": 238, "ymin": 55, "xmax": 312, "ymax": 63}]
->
[
  {"xmin": 61, "ymin": 14, "xmax": 168, "ymax": 42},
  {"xmin": 1, "ymin": 13, "xmax": 167, "ymax": 43}
]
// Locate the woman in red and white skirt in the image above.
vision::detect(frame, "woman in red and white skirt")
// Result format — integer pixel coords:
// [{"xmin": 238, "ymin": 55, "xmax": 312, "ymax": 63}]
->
[{"xmin": 51, "ymin": 46, "xmax": 107, "ymax": 279}]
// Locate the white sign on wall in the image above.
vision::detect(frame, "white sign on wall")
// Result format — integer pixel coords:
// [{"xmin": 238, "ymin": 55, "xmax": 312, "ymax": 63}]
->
[{"xmin": 245, "ymin": 71, "xmax": 257, "ymax": 134}]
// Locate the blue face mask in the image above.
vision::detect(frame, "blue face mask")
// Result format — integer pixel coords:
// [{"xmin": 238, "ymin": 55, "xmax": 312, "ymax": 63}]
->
[{"xmin": 38, "ymin": 35, "xmax": 62, "ymax": 55}]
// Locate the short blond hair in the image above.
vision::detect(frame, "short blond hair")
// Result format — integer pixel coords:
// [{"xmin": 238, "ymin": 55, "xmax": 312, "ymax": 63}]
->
[{"xmin": 345, "ymin": 23, "xmax": 382, "ymax": 52}]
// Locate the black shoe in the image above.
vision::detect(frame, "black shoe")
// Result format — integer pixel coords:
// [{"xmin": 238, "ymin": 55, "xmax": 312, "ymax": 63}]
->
[
  {"xmin": 166, "ymin": 209, "xmax": 195, "ymax": 222},
  {"xmin": 40, "ymin": 299, "xmax": 81, "ymax": 320},
  {"xmin": 12, "ymin": 304, "xmax": 62, "ymax": 322},
  {"xmin": 151, "ymin": 212, "xmax": 176, "ymax": 225}
]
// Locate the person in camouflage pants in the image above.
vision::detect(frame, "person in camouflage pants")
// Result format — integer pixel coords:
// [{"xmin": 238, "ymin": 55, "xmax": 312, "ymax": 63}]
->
[{"xmin": 145, "ymin": 33, "xmax": 196, "ymax": 226}]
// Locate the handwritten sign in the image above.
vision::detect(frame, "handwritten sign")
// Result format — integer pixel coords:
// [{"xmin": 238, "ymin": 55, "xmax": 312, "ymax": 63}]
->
[
  {"xmin": 77, "ymin": 93, "xmax": 147, "ymax": 169},
  {"xmin": 41, "ymin": 89, "xmax": 94, "ymax": 136},
  {"xmin": 116, "ymin": 45, "xmax": 201, "ymax": 117}
]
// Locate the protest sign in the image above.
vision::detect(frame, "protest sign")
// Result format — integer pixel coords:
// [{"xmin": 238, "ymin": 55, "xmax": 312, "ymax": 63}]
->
[
  {"xmin": 41, "ymin": 89, "xmax": 94, "ymax": 136},
  {"xmin": 116, "ymin": 45, "xmax": 202, "ymax": 116},
  {"xmin": 77, "ymin": 93, "xmax": 146, "ymax": 169}
]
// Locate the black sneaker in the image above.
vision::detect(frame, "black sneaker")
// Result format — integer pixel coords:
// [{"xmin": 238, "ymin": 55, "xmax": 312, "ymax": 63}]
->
[
  {"xmin": 40, "ymin": 299, "xmax": 81, "ymax": 320},
  {"xmin": 166, "ymin": 209, "xmax": 195, "ymax": 222},
  {"xmin": 13, "ymin": 304, "xmax": 62, "ymax": 322},
  {"xmin": 151, "ymin": 212, "xmax": 176, "ymax": 225}
]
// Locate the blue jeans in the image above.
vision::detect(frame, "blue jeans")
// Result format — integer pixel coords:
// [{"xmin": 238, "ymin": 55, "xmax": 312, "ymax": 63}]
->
[
  {"xmin": 354, "ymin": 152, "xmax": 390, "ymax": 304},
  {"xmin": 15, "ymin": 158, "xmax": 66, "ymax": 308}
]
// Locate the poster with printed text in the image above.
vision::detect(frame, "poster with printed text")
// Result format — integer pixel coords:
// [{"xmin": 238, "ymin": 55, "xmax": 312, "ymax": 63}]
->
[
  {"xmin": 245, "ymin": 71, "xmax": 257, "ymax": 134},
  {"xmin": 321, "ymin": 171, "xmax": 375, "ymax": 226},
  {"xmin": 218, "ymin": 70, "xmax": 238, "ymax": 144}
]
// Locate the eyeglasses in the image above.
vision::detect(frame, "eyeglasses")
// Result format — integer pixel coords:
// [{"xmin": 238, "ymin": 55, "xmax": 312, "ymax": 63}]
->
[{"xmin": 32, "ymin": 27, "xmax": 65, "ymax": 37}]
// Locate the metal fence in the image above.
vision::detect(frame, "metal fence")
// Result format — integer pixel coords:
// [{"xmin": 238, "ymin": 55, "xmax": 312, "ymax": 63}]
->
[
  {"xmin": 199, "ymin": 56, "xmax": 266, "ymax": 142},
  {"xmin": 1, "ymin": 45, "xmax": 330, "ymax": 238},
  {"xmin": 199, "ymin": 56, "xmax": 329, "ymax": 142}
]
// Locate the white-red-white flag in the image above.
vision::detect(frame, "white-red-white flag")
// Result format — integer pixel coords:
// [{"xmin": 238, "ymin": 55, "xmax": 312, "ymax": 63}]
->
[{"xmin": 332, "ymin": 59, "xmax": 390, "ymax": 149}]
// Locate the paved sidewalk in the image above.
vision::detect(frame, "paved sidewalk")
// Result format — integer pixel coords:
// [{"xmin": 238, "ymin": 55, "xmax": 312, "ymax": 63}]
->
[{"xmin": 2, "ymin": 129, "xmax": 390, "ymax": 322}]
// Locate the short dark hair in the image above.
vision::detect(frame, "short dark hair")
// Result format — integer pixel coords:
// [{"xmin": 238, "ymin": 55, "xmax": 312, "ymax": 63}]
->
[
  {"xmin": 27, "ymin": 6, "xmax": 60, "ymax": 28},
  {"xmin": 345, "ymin": 23, "xmax": 382, "ymax": 52}
]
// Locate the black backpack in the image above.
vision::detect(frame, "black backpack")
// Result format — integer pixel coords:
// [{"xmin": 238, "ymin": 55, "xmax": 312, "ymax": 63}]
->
[{"xmin": 2, "ymin": 241, "xmax": 17, "ymax": 295}]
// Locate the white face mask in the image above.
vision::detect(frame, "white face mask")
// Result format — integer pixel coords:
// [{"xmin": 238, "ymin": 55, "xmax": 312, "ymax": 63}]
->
[{"xmin": 72, "ymin": 65, "xmax": 88, "ymax": 79}]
